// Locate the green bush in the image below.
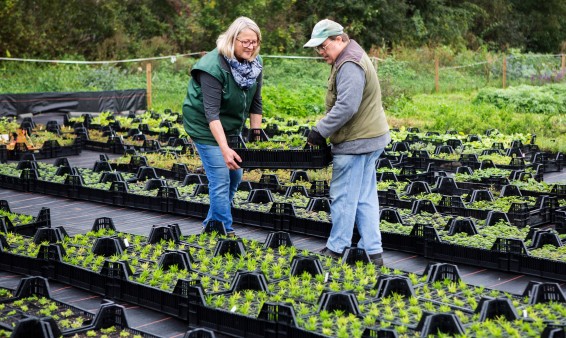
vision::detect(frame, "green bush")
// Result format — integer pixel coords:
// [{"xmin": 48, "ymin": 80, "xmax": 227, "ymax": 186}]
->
[{"xmin": 474, "ymin": 84, "xmax": 566, "ymax": 114}]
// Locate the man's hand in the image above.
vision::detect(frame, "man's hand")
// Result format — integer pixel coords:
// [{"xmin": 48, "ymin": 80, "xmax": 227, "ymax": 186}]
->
[{"xmin": 307, "ymin": 129, "xmax": 327, "ymax": 147}]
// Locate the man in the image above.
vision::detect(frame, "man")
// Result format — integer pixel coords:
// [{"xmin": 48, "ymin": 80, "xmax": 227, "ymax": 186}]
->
[{"xmin": 305, "ymin": 19, "xmax": 391, "ymax": 267}]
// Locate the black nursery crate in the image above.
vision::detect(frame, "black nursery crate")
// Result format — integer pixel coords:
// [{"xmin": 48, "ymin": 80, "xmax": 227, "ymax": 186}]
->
[
  {"xmin": 32, "ymin": 179, "xmax": 70, "ymax": 198},
  {"xmin": 398, "ymin": 170, "xmax": 436, "ymax": 184},
  {"xmin": 0, "ymin": 283, "xmax": 97, "ymax": 337},
  {"xmin": 8, "ymin": 141, "xmax": 82, "ymax": 161},
  {"xmin": 235, "ymin": 147, "xmax": 332, "ymax": 169},
  {"xmin": 0, "ymin": 173, "xmax": 28, "ymax": 192},
  {"xmin": 112, "ymin": 279, "xmax": 190, "ymax": 321},
  {"xmin": 377, "ymin": 189, "xmax": 413, "ymax": 209},
  {"xmin": 0, "ymin": 145, "xmax": 7, "ymax": 164},
  {"xmin": 520, "ymin": 184, "xmax": 566, "ymax": 199},
  {"xmin": 231, "ymin": 207, "xmax": 272, "ymax": 229},
  {"xmin": 506, "ymin": 200, "xmax": 557, "ymax": 228},
  {"xmin": 556, "ymin": 209, "xmax": 566, "ymax": 233},
  {"xmin": 494, "ymin": 158, "xmax": 533, "ymax": 171},
  {"xmin": 124, "ymin": 192, "xmax": 167, "ymax": 212},
  {"xmin": 169, "ymin": 198, "xmax": 209, "ymax": 219},
  {"xmin": 153, "ymin": 166, "xmax": 188, "ymax": 181},
  {"xmin": 286, "ymin": 216, "xmax": 332, "ymax": 238},
  {"xmin": 56, "ymin": 140, "xmax": 83, "ymax": 158},
  {"xmin": 52, "ymin": 261, "xmax": 109, "ymax": 296},
  {"xmin": 426, "ymin": 158, "xmax": 464, "ymax": 172},
  {"xmin": 5, "ymin": 143, "xmax": 30, "ymax": 162},
  {"xmin": 436, "ymin": 200, "xmax": 555, "ymax": 228},
  {"xmin": 377, "ymin": 165, "xmax": 436, "ymax": 185},
  {"xmin": 0, "ymin": 209, "xmax": 51, "ymax": 237},
  {"xmin": 381, "ymin": 231, "xmax": 425, "ymax": 255},
  {"xmin": 532, "ymin": 152, "xmax": 564, "ymax": 173},
  {"xmin": 84, "ymin": 139, "xmax": 112, "ymax": 152},
  {"xmin": 0, "ymin": 251, "xmax": 49, "ymax": 277},
  {"xmin": 382, "ymin": 151, "xmax": 408, "ymax": 164},
  {"xmin": 435, "ymin": 204, "xmax": 490, "ymax": 220},
  {"xmin": 513, "ymin": 255, "xmax": 566, "ymax": 282},
  {"xmin": 114, "ymin": 155, "xmax": 152, "ymax": 174},
  {"xmin": 232, "ymin": 208, "xmax": 290, "ymax": 231},
  {"xmin": 84, "ymin": 139, "xmax": 126, "ymax": 154},
  {"xmin": 78, "ymin": 185, "xmax": 115, "ymax": 205},
  {"xmin": 188, "ymin": 303, "xmax": 269, "ymax": 338},
  {"xmin": 76, "ymin": 326, "xmax": 161, "ymax": 338},
  {"xmin": 425, "ymin": 241, "xmax": 505, "ymax": 271},
  {"xmin": 33, "ymin": 174, "xmax": 84, "ymax": 200},
  {"xmin": 132, "ymin": 139, "xmax": 162, "ymax": 153},
  {"xmin": 455, "ymin": 168, "xmax": 523, "ymax": 190}
]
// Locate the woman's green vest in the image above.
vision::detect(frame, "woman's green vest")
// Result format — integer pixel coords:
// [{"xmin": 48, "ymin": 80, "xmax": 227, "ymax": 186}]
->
[{"xmin": 182, "ymin": 49, "xmax": 261, "ymax": 145}]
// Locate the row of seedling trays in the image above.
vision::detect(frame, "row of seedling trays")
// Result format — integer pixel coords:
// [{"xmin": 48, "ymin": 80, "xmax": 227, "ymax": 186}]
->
[
  {"xmin": 389, "ymin": 127, "xmax": 544, "ymax": 160},
  {"xmin": 384, "ymin": 145, "xmax": 563, "ymax": 174},
  {"xmin": 0, "ymin": 139, "xmax": 83, "ymax": 163},
  {"xmin": 1, "ymin": 217, "xmax": 565, "ymax": 338},
  {"xmin": 0, "ymin": 275, "xmax": 216, "ymax": 338},
  {"xmin": 13, "ymin": 114, "xmax": 331, "ymax": 169},
  {"xmin": 10, "ymin": 113, "xmax": 565, "ymax": 172},
  {"xmin": 0, "ymin": 156, "xmax": 565, "ymax": 282}
]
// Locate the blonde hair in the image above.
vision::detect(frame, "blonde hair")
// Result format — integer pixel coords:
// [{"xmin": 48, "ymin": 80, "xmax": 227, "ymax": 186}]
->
[{"xmin": 216, "ymin": 17, "xmax": 261, "ymax": 60}]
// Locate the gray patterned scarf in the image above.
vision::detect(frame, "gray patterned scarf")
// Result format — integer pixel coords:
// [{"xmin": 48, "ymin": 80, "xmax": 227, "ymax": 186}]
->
[{"xmin": 224, "ymin": 56, "xmax": 262, "ymax": 90}]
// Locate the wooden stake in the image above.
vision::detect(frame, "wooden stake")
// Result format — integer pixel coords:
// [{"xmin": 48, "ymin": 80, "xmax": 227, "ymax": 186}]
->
[
  {"xmin": 435, "ymin": 56, "xmax": 439, "ymax": 93},
  {"xmin": 502, "ymin": 55, "xmax": 507, "ymax": 89},
  {"xmin": 146, "ymin": 63, "xmax": 152, "ymax": 109},
  {"xmin": 486, "ymin": 54, "xmax": 492, "ymax": 84},
  {"xmin": 372, "ymin": 57, "xmax": 378, "ymax": 71},
  {"xmin": 562, "ymin": 54, "xmax": 565, "ymax": 73}
]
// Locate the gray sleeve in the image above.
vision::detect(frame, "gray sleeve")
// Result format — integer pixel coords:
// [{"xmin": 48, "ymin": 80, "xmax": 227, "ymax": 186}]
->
[
  {"xmin": 195, "ymin": 70, "xmax": 222, "ymax": 123},
  {"xmin": 250, "ymin": 72, "xmax": 263, "ymax": 115},
  {"xmin": 314, "ymin": 62, "xmax": 365, "ymax": 138}
]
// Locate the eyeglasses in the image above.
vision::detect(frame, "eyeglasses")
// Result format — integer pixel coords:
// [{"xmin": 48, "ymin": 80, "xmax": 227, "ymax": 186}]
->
[
  {"xmin": 315, "ymin": 40, "xmax": 334, "ymax": 53},
  {"xmin": 236, "ymin": 38, "xmax": 259, "ymax": 48}
]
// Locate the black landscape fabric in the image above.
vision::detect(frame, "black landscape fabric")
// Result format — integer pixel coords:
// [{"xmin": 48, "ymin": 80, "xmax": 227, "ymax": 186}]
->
[{"xmin": 0, "ymin": 89, "xmax": 147, "ymax": 116}]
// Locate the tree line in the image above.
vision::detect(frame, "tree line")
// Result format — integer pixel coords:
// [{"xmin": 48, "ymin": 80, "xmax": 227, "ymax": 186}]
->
[{"xmin": 1, "ymin": 0, "xmax": 565, "ymax": 60}]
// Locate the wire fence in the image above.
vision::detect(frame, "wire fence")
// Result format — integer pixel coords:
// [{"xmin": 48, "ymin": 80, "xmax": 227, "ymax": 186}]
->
[{"xmin": 1, "ymin": 51, "xmax": 565, "ymax": 101}]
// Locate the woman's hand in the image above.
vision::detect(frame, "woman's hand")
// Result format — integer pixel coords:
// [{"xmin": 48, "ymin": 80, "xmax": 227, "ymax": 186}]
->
[
  {"xmin": 220, "ymin": 145, "xmax": 242, "ymax": 170},
  {"xmin": 209, "ymin": 120, "xmax": 242, "ymax": 170}
]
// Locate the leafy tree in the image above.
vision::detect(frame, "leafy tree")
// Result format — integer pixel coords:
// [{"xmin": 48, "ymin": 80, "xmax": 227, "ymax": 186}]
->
[
  {"xmin": 465, "ymin": 0, "xmax": 523, "ymax": 51},
  {"xmin": 510, "ymin": 0, "xmax": 566, "ymax": 53},
  {"xmin": 0, "ymin": 0, "xmax": 117, "ymax": 58},
  {"xmin": 405, "ymin": 0, "xmax": 483, "ymax": 49},
  {"xmin": 2, "ymin": 0, "xmax": 566, "ymax": 59},
  {"xmin": 294, "ymin": 0, "xmax": 381, "ymax": 50}
]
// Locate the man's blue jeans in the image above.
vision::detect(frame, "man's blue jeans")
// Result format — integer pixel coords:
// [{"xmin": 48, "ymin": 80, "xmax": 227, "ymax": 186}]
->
[
  {"xmin": 194, "ymin": 142, "xmax": 242, "ymax": 232},
  {"xmin": 326, "ymin": 149, "xmax": 384, "ymax": 255}
]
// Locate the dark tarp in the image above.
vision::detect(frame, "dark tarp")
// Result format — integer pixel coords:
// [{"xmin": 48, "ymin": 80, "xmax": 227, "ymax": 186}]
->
[{"xmin": 0, "ymin": 89, "xmax": 147, "ymax": 116}]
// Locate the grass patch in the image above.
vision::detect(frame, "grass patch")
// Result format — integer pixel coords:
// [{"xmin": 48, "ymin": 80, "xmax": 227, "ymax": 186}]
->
[{"xmin": 387, "ymin": 92, "xmax": 565, "ymax": 153}]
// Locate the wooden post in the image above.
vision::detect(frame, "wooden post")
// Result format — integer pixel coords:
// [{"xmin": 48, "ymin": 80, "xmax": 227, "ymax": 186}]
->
[
  {"xmin": 486, "ymin": 54, "xmax": 492, "ymax": 84},
  {"xmin": 146, "ymin": 63, "xmax": 152, "ymax": 109},
  {"xmin": 502, "ymin": 55, "xmax": 507, "ymax": 89},
  {"xmin": 435, "ymin": 56, "xmax": 439, "ymax": 93},
  {"xmin": 562, "ymin": 54, "xmax": 565, "ymax": 73}
]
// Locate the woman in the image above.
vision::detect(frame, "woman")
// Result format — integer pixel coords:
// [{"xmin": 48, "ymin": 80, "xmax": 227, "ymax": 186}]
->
[{"xmin": 182, "ymin": 17, "xmax": 263, "ymax": 237}]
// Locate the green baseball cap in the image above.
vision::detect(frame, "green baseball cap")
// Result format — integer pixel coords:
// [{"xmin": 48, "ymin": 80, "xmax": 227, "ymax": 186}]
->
[{"xmin": 303, "ymin": 19, "xmax": 344, "ymax": 48}]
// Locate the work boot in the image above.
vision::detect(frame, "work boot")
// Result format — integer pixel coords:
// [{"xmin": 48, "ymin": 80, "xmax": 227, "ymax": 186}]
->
[
  {"xmin": 319, "ymin": 247, "xmax": 341, "ymax": 259},
  {"xmin": 369, "ymin": 253, "xmax": 384, "ymax": 267}
]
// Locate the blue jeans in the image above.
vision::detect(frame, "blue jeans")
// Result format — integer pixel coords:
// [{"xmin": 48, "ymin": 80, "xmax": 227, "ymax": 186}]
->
[
  {"xmin": 194, "ymin": 142, "xmax": 242, "ymax": 232},
  {"xmin": 326, "ymin": 149, "xmax": 384, "ymax": 255}
]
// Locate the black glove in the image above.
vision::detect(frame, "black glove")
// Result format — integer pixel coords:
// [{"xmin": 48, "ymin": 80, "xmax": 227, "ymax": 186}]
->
[{"xmin": 307, "ymin": 129, "xmax": 327, "ymax": 147}]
